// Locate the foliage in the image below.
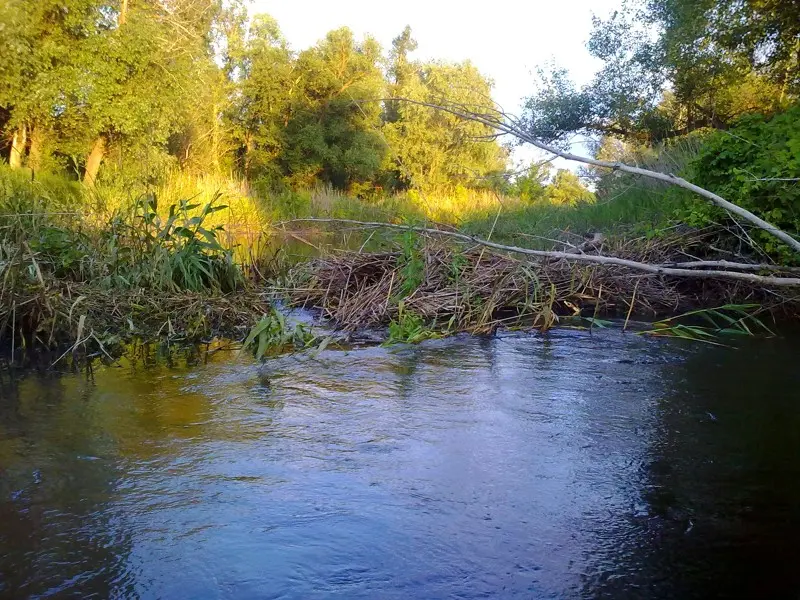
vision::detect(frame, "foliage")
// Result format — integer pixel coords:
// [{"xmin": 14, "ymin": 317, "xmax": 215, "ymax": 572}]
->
[
  {"xmin": 280, "ymin": 27, "xmax": 387, "ymax": 190},
  {"xmin": 523, "ymin": 0, "xmax": 795, "ymax": 143},
  {"xmin": 509, "ymin": 162, "xmax": 551, "ymax": 203},
  {"xmin": 110, "ymin": 194, "xmax": 243, "ymax": 292},
  {"xmin": 383, "ymin": 51, "xmax": 507, "ymax": 191},
  {"xmin": 230, "ymin": 14, "xmax": 295, "ymax": 180},
  {"xmin": 547, "ymin": 170, "xmax": 594, "ymax": 206},
  {"xmin": 680, "ymin": 104, "xmax": 800, "ymax": 259},
  {"xmin": 396, "ymin": 231, "xmax": 425, "ymax": 298},
  {"xmin": 0, "ymin": 166, "xmax": 244, "ymax": 294},
  {"xmin": 240, "ymin": 307, "xmax": 313, "ymax": 360},
  {"xmin": 641, "ymin": 304, "xmax": 774, "ymax": 343},
  {"xmin": 386, "ymin": 302, "xmax": 441, "ymax": 344}
]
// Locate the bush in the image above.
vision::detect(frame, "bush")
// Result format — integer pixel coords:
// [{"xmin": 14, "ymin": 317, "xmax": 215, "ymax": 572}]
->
[{"xmin": 681, "ymin": 104, "xmax": 800, "ymax": 260}]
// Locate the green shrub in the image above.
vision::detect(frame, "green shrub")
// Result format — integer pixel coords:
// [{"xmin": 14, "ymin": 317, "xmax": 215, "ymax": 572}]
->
[{"xmin": 681, "ymin": 104, "xmax": 800, "ymax": 260}]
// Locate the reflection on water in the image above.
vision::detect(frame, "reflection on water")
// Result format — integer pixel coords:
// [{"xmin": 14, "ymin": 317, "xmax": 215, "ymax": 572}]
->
[{"xmin": 0, "ymin": 330, "xmax": 799, "ymax": 598}]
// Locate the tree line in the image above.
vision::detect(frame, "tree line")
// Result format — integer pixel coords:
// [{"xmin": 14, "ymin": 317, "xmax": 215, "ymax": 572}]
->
[
  {"xmin": 0, "ymin": 0, "xmax": 513, "ymax": 195},
  {"xmin": 2, "ymin": 0, "xmax": 796, "ymax": 209}
]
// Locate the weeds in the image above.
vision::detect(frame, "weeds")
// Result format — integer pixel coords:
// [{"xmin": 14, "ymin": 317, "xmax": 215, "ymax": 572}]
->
[
  {"xmin": 397, "ymin": 232, "xmax": 425, "ymax": 298},
  {"xmin": 0, "ymin": 170, "xmax": 259, "ymax": 363},
  {"xmin": 641, "ymin": 304, "xmax": 774, "ymax": 343},
  {"xmin": 386, "ymin": 302, "xmax": 444, "ymax": 344},
  {"xmin": 240, "ymin": 307, "xmax": 314, "ymax": 360}
]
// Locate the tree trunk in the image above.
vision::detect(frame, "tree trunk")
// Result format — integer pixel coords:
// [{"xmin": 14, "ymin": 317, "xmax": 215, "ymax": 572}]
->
[
  {"xmin": 9, "ymin": 125, "xmax": 27, "ymax": 169},
  {"xmin": 119, "ymin": 0, "xmax": 128, "ymax": 25},
  {"xmin": 84, "ymin": 136, "xmax": 106, "ymax": 186},
  {"xmin": 28, "ymin": 124, "xmax": 44, "ymax": 172}
]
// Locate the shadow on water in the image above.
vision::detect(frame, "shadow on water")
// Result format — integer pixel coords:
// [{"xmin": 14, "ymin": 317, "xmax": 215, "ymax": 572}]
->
[
  {"xmin": 0, "ymin": 330, "xmax": 799, "ymax": 598},
  {"xmin": 589, "ymin": 336, "xmax": 800, "ymax": 599}
]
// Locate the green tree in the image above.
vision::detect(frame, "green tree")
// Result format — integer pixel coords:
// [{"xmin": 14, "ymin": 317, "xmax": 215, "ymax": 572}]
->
[
  {"xmin": 548, "ymin": 169, "xmax": 594, "ymax": 205},
  {"xmin": 383, "ymin": 55, "xmax": 507, "ymax": 191},
  {"xmin": 80, "ymin": 0, "xmax": 221, "ymax": 185},
  {"xmin": 511, "ymin": 161, "xmax": 552, "ymax": 203},
  {"xmin": 683, "ymin": 103, "xmax": 800, "ymax": 259},
  {"xmin": 385, "ymin": 25, "xmax": 417, "ymax": 125},
  {"xmin": 523, "ymin": 0, "xmax": 795, "ymax": 143},
  {"xmin": 281, "ymin": 27, "xmax": 386, "ymax": 190},
  {"xmin": 230, "ymin": 14, "xmax": 294, "ymax": 180},
  {"xmin": 0, "ymin": 0, "xmax": 113, "ymax": 171}
]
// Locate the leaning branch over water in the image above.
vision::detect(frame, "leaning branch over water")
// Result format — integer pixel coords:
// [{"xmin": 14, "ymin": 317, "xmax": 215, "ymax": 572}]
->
[
  {"xmin": 275, "ymin": 218, "xmax": 800, "ymax": 287},
  {"xmin": 390, "ymin": 98, "xmax": 800, "ymax": 255}
]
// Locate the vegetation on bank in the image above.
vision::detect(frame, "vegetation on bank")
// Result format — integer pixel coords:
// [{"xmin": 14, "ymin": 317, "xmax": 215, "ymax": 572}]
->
[{"xmin": 1, "ymin": 0, "xmax": 799, "ymax": 366}]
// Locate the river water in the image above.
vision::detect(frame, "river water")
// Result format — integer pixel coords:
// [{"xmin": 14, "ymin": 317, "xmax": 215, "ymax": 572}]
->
[{"xmin": 0, "ymin": 329, "xmax": 798, "ymax": 599}]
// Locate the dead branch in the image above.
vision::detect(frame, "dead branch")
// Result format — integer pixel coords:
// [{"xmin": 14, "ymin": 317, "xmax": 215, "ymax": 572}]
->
[{"xmin": 274, "ymin": 218, "xmax": 800, "ymax": 287}]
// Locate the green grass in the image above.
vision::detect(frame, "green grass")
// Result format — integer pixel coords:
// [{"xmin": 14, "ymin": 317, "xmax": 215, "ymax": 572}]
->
[
  {"xmin": 459, "ymin": 185, "xmax": 682, "ymax": 248},
  {"xmin": 0, "ymin": 162, "xmax": 683, "ymax": 268}
]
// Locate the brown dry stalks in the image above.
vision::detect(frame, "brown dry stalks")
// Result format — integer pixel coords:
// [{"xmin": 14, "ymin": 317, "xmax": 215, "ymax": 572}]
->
[
  {"xmin": 0, "ymin": 279, "xmax": 269, "ymax": 364},
  {"xmin": 285, "ymin": 235, "xmax": 798, "ymax": 333}
]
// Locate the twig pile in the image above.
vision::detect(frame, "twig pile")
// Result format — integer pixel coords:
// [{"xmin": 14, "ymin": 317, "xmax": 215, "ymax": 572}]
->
[{"xmin": 287, "ymin": 233, "xmax": 796, "ymax": 332}]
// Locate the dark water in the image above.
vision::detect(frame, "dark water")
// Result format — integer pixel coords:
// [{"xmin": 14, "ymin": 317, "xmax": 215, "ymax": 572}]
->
[{"xmin": 1, "ymin": 330, "xmax": 799, "ymax": 599}]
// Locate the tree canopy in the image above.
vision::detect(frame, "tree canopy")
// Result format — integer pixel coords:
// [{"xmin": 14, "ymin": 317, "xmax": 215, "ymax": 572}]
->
[
  {"xmin": 523, "ymin": 0, "xmax": 799, "ymax": 143},
  {"xmin": 0, "ymin": 9, "xmax": 519, "ymax": 196}
]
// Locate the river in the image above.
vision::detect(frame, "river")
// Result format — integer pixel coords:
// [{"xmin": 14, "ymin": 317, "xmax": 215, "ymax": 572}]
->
[{"xmin": 1, "ymin": 329, "xmax": 798, "ymax": 598}]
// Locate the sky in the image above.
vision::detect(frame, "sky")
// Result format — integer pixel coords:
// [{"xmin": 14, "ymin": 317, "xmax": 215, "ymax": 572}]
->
[{"xmin": 250, "ymin": 0, "xmax": 622, "ymax": 167}]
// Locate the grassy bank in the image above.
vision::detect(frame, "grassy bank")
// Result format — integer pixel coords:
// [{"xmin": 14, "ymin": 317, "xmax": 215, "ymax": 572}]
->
[
  {"xmin": 0, "ymin": 167, "xmax": 273, "ymax": 366},
  {"xmin": 1, "ymin": 164, "xmax": 795, "ymax": 366}
]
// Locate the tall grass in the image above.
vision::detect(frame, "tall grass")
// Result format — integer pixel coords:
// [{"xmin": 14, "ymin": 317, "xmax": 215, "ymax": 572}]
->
[
  {"xmin": 0, "ymin": 163, "xmax": 680, "ymax": 261},
  {"xmin": 0, "ymin": 165, "xmax": 245, "ymax": 294},
  {"xmin": 460, "ymin": 188, "xmax": 683, "ymax": 248}
]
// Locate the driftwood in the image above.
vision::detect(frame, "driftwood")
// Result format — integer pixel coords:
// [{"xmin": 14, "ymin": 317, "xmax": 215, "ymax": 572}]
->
[
  {"xmin": 391, "ymin": 98, "xmax": 800, "ymax": 255},
  {"xmin": 275, "ymin": 218, "xmax": 800, "ymax": 287}
]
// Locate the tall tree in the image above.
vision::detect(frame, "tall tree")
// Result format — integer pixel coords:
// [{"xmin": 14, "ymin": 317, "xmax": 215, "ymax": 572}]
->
[
  {"xmin": 383, "ymin": 57, "xmax": 507, "ymax": 190},
  {"xmin": 0, "ymin": 0, "xmax": 112, "ymax": 171},
  {"xmin": 230, "ymin": 14, "xmax": 294, "ymax": 179},
  {"xmin": 281, "ymin": 27, "xmax": 386, "ymax": 189},
  {"xmin": 81, "ymin": 0, "xmax": 221, "ymax": 185},
  {"xmin": 384, "ymin": 25, "xmax": 418, "ymax": 125},
  {"xmin": 522, "ymin": 0, "xmax": 796, "ymax": 143}
]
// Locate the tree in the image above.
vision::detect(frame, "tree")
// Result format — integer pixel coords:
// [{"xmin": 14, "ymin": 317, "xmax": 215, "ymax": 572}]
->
[
  {"xmin": 510, "ymin": 161, "xmax": 551, "ymax": 203},
  {"xmin": 0, "ymin": 0, "xmax": 113, "ymax": 171},
  {"xmin": 383, "ymin": 53, "xmax": 507, "ymax": 190},
  {"xmin": 523, "ymin": 0, "xmax": 795, "ymax": 143},
  {"xmin": 280, "ymin": 27, "xmax": 386, "ymax": 190},
  {"xmin": 548, "ymin": 169, "xmax": 594, "ymax": 205},
  {"xmin": 230, "ymin": 14, "xmax": 294, "ymax": 180},
  {"xmin": 80, "ymin": 0, "xmax": 222, "ymax": 185},
  {"xmin": 384, "ymin": 25, "xmax": 417, "ymax": 125}
]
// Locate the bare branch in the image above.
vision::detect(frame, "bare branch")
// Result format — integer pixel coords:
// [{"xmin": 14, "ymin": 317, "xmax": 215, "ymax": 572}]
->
[{"xmin": 274, "ymin": 218, "xmax": 800, "ymax": 287}]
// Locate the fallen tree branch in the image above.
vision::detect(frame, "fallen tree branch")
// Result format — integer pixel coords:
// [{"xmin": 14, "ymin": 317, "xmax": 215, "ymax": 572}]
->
[
  {"xmin": 656, "ymin": 260, "xmax": 800, "ymax": 273},
  {"xmin": 391, "ymin": 98, "xmax": 800, "ymax": 255},
  {"xmin": 274, "ymin": 218, "xmax": 800, "ymax": 287}
]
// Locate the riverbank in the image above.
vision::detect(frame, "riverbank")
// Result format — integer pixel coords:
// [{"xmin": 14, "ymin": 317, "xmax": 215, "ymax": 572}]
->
[
  {"xmin": 282, "ymin": 228, "xmax": 795, "ymax": 342},
  {"xmin": 2, "ymin": 169, "xmax": 798, "ymax": 367}
]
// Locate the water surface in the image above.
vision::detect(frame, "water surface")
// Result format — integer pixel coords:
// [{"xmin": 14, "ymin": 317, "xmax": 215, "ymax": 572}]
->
[{"xmin": 1, "ymin": 330, "xmax": 798, "ymax": 598}]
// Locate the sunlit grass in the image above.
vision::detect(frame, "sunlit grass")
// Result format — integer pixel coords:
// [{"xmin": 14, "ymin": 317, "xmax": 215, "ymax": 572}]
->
[{"xmin": 0, "ymin": 165, "xmax": 679, "ymax": 257}]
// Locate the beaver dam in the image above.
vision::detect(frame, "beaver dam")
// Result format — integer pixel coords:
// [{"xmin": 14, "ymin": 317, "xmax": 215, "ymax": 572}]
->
[
  {"xmin": 279, "ymin": 221, "xmax": 799, "ymax": 340},
  {"xmin": 2, "ymin": 214, "xmax": 800, "ymax": 368}
]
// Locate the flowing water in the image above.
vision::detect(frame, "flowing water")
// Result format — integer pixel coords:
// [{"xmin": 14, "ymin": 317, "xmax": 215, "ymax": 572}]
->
[{"xmin": 1, "ymin": 330, "xmax": 799, "ymax": 599}]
